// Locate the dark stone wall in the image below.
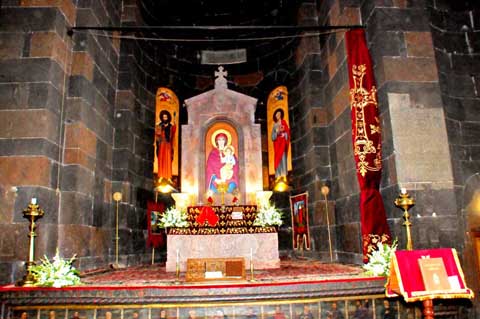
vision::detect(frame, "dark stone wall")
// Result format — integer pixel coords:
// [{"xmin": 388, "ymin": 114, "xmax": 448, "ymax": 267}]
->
[
  {"xmin": 64, "ymin": 0, "xmax": 121, "ymax": 270},
  {"xmin": 0, "ymin": 0, "xmax": 77, "ymax": 284},
  {"xmin": 0, "ymin": 0, "xmax": 153, "ymax": 284},
  {"xmin": 428, "ymin": 0, "xmax": 480, "ymax": 310},
  {"xmin": 113, "ymin": 1, "xmax": 158, "ymax": 266},
  {"xmin": 429, "ymin": 0, "xmax": 480, "ymax": 231},
  {"xmin": 293, "ymin": 0, "xmax": 468, "ymax": 265},
  {"xmin": 307, "ymin": 0, "xmax": 365, "ymax": 263},
  {"xmin": 289, "ymin": 2, "xmax": 335, "ymax": 258}
]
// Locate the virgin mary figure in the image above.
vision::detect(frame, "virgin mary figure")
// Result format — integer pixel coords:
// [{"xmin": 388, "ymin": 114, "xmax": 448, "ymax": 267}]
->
[{"xmin": 206, "ymin": 130, "xmax": 239, "ymax": 194}]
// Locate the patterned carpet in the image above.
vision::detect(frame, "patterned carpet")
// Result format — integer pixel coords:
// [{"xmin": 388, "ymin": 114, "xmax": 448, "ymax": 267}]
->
[{"xmin": 81, "ymin": 258, "xmax": 364, "ymax": 286}]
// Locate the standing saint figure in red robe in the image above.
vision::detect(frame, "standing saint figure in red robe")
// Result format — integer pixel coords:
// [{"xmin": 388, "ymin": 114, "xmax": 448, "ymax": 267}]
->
[
  {"xmin": 155, "ymin": 110, "xmax": 176, "ymax": 180},
  {"xmin": 271, "ymin": 108, "xmax": 290, "ymax": 179}
]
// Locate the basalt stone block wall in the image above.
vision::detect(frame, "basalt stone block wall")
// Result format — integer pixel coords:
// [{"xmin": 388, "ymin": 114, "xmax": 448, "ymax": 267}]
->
[
  {"xmin": 114, "ymin": 1, "xmax": 160, "ymax": 265},
  {"xmin": 0, "ymin": 0, "xmax": 154, "ymax": 285},
  {"xmin": 362, "ymin": 0, "xmax": 458, "ymax": 252},
  {"xmin": 0, "ymin": 1, "xmax": 76, "ymax": 284},
  {"xmin": 65, "ymin": 0, "xmax": 121, "ymax": 270},
  {"xmin": 428, "ymin": 0, "xmax": 480, "ymax": 307},
  {"xmin": 316, "ymin": 0, "xmax": 364, "ymax": 264},
  {"xmin": 289, "ymin": 2, "xmax": 335, "ymax": 258},
  {"xmin": 299, "ymin": 0, "xmax": 465, "ymax": 264}
]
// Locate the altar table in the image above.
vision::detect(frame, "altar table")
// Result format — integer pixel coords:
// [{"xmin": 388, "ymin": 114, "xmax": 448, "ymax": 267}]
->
[{"xmin": 166, "ymin": 233, "xmax": 280, "ymax": 272}]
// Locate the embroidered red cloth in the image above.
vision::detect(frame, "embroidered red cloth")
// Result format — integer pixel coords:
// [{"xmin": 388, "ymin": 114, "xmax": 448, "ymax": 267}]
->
[
  {"xmin": 386, "ymin": 248, "xmax": 474, "ymax": 302},
  {"xmin": 195, "ymin": 206, "xmax": 219, "ymax": 227},
  {"xmin": 345, "ymin": 29, "xmax": 391, "ymax": 261}
]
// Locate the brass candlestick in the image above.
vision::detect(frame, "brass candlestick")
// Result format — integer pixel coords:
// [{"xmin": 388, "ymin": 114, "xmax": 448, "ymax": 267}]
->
[
  {"xmin": 216, "ymin": 181, "xmax": 228, "ymax": 211},
  {"xmin": 321, "ymin": 185, "xmax": 334, "ymax": 262},
  {"xmin": 19, "ymin": 199, "xmax": 44, "ymax": 287},
  {"xmin": 394, "ymin": 189, "xmax": 415, "ymax": 250},
  {"xmin": 175, "ymin": 249, "xmax": 181, "ymax": 284}
]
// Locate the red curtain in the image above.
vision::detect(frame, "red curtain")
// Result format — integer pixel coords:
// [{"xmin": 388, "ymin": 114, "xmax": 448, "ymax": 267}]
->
[{"xmin": 345, "ymin": 29, "xmax": 391, "ymax": 261}]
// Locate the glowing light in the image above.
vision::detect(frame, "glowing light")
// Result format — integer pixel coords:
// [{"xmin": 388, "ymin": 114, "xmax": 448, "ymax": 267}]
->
[
  {"xmin": 273, "ymin": 177, "xmax": 289, "ymax": 192},
  {"xmin": 171, "ymin": 193, "xmax": 191, "ymax": 211},
  {"xmin": 256, "ymin": 191, "xmax": 273, "ymax": 207},
  {"xmin": 155, "ymin": 178, "xmax": 175, "ymax": 194}
]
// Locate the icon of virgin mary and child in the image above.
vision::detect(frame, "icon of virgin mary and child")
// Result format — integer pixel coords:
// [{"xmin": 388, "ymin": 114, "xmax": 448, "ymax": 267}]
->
[{"xmin": 206, "ymin": 130, "xmax": 239, "ymax": 194}]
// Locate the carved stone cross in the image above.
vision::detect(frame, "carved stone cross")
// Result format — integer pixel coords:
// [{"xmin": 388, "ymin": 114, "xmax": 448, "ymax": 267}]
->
[{"xmin": 214, "ymin": 66, "xmax": 228, "ymax": 89}]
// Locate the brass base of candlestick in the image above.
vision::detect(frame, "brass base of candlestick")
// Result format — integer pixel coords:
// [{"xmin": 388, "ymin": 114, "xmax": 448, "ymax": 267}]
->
[
  {"xmin": 18, "ymin": 261, "xmax": 37, "ymax": 287},
  {"xmin": 174, "ymin": 262, "xmax": 181, "ymax": 285},
  {"xmin": 249, "ymin": 260, "xmax": 255, "ymax": 282}
]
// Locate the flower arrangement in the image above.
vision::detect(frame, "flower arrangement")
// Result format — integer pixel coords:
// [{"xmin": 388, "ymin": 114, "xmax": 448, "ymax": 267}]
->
[
  {"xmin": 253, "ymin": 202, "xmax": 283, "ymax": 227},
  {"xmin": 29, "ymin": 249, "xmax": 81, "ymax": 287},
  {"xmin": 363, "ymin": 239, "xmax": 398, "ymax": 277},
  {"xmin": 158, "ymin": 206, "xmax": 189, "ymax": 228}
]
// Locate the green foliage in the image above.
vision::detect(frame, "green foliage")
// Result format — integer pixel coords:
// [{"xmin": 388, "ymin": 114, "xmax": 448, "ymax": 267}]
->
[
  {"xmin": 30, "ymin": 249, "xmax": 81, "ymax": 287},
  {"xmin": 158, "ymin": 206, "xmax": 189, "ymax": 228},
  {"xmin": 253, "ymin": 202, "xmax": 283, "ymax": 227},
  {"xmin": 363, "ymin": 239, "xmax": 398, "ymax": 277}
]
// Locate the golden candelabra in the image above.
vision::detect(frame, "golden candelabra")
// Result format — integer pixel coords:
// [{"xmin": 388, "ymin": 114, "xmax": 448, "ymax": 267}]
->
[
  {"xmin": 113, "ymin": 192, "xmax": 122, "ymax": 268},
  {"xmin": 19, "ymin": 199, "xmax": 44, "ymax": 287},
  {"xmin": 216, "ymin": 181, "xmax": 228, "ymax": 210},
  {"xmin": 321, "ymin": 185, "xmax": 334, "ymax": 262},
  {"xmin": 394, "ymin": 189, "xmax": 415, "ymax": 251}
]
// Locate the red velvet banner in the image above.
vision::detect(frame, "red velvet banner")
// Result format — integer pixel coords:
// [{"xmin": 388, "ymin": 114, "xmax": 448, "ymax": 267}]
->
[
  {"xmin": 345, "ymin": 29, "xmax": 391, "ymax": 261},
  {"xmin": 147, "ymin": 201, "xmax": 166, "ymax": 248}
]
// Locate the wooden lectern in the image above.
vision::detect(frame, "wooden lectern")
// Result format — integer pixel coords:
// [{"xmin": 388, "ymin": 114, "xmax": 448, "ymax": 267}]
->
[{"xmin": 386, "ymin": 248, "xmax": 474, "ymax": 318}]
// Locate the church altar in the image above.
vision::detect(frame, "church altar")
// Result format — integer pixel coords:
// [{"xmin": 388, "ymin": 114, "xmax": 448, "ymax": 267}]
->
[
  {"xmin": 166, "ymin": 233, "xmax": 280, "ymax": 272},
  {"xmin": 166, "ymin": 205, "xmax": 280, "ymax": 272},
  {"xmin": 168, "ymin": 205, "xmax": 276, "ymax": 235},
  {"xmin": 161, "ymin": 68, "xmax": 281, "ymax": 272}
]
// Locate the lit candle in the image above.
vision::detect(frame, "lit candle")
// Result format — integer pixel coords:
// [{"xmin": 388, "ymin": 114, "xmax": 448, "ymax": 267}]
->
[
  {"xmin": 432, "ymin": 212, "xmax": 437, "ymax": 217},
  {"xmin": 176, "ymin": 249, "xmax": 179, "ymax": 263},
  {"xmin": 250, "ymin": 248, "xmax": 253, "ymax": 261},
  {"xmin": 400, "ymin": 188, "xmax": 407, "ymax": 195},
  {"xmin": 31, "ymin": 198, "xmax": 37, "ymax": 205}
]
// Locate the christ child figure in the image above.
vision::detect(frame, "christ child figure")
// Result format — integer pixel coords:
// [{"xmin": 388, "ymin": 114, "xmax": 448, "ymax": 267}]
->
[{"xmin": 220, "ymin": 145, "xmax": 236, "ymax": 182}]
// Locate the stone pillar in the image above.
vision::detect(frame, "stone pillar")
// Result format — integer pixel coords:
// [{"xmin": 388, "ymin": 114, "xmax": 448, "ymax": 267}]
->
[
  {"xmin": 309, "ymin": 0, "xmax": 362, "ymax": 263},
  {"xmin": 363, "ymin": 0, "xmax": 457, "ymax": 250},
  {"xmin": 0, "ymin": 1, "xmax": 76, "ymax": 284}
]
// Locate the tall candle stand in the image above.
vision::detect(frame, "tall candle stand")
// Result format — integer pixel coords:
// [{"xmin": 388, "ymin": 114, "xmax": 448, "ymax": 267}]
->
[
  {"xmin": 19, "ymin": 198, "xmax": 44, "ymax": 287},
  {"xmin": 113, "ymin": 192, "xmax": 122, "ymax": 268},
  {"xmin": 394, "ymin": 188, "xmax": 415, "ymax": 251},
  {"xmin": 175, "ymin": 249, "xmax": 181, "ymax": 284},
  {"xmin": 321, "ymin": 185, "xmax": 334, "ymax": 262},
  {"xmin": 249, "ymin": 248, "xmax": 255, "ymax": 282}
]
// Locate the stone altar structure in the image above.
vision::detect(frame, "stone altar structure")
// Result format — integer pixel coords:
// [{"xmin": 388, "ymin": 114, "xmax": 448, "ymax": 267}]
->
[
  {"xmin": 180, "ymin": 67, "xmax": 263, "ymax": 205},
  {"xmin": 166, "ymin": 233, "xmax": 280, "ymax": 272},
  {"xmin": 166, "ymin": 67, "xmax": 279, "ymax": 272}
]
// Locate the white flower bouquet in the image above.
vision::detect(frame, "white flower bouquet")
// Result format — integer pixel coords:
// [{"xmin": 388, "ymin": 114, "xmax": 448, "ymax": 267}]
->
[
  {"xmin": 30, "ymin": 249, "xmax": 81, "ymax": 287},
  {"xmin": 158, "ymin": 206, "xmax": 189, "ymax": 228},
  {"xmin": 363, "ymin": 239, "xmax": 398, "ymax": 277},
  {"xmin": 253, "ymin": 202, "xmax": 283, "ymax": 227}
]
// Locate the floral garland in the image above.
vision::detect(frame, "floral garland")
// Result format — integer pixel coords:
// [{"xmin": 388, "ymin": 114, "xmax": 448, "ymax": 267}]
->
[
  {"xmin": 253, "ymin": 202, "xmax": 283, "ymax": 227},
  {"xmin": 158, "ymin": 206, "xmax": 189, "ymax": 228}
]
